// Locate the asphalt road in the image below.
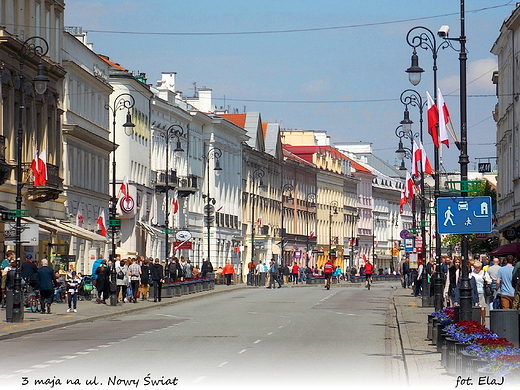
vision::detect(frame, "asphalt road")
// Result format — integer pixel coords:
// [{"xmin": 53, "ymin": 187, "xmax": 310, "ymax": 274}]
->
[{"xmin": 0, "ymin": 284, "xmax": 401, "ymax": 389}]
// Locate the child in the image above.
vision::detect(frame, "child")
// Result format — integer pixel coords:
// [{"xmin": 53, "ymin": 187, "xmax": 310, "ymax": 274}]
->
[{"xmin": 67, "ymin": 271, "xmax": 81, "ymax": 313}]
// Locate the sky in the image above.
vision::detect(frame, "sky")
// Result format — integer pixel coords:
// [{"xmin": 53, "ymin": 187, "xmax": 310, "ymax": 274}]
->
[{"xmin": 63, "ymin": 0, "xmax": 517, "ymax": 172}]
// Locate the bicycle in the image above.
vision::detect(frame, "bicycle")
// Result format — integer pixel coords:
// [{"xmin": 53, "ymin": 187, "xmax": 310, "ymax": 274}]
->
[
  {"xmin": 23, "ymin": 283, "xmax": 41, "ymax": 312},
  {"xmin": 324, "ymin": 273, "xmax": 333, "ymax": 290},
  {"xmin": 365, "ymin": 274, "xmax": 373, "ymax": 290}
]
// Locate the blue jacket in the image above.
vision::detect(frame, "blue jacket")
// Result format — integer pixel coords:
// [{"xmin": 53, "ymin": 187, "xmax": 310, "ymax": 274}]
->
[
  {"xmin": 37, "ymin": 266, "xmax": 56, "ymax": 291},
  {"xmin": 453, "ymin": 276, "xmax": 479, "ymax": 305}
]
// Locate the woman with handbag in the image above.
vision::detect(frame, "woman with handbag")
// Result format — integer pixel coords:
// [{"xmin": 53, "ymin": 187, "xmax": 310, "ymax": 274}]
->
[{"xmin": 471, "ymin": 260, "xmax": 492, "ymax": 325}]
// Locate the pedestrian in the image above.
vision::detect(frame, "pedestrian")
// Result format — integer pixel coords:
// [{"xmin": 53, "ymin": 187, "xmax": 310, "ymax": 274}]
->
[
  {"xmin": 444, "ymin": 256, "xmax": 461, "ymax": 306},
  {"xmin": 487, "ymin": 257, "xmax": 501, "ymax": 309},
  {"xmin": 414, "ymin": 260, "xmax": 424, "ymax": 297},
  {"xmin": 151, "ymin": 258, "xmax": 164, "ymax": 302},
  {"xmin": 66, "ymin": 271, "xmax": 81, "ymax": 313},
  {"xmin": 54, "ymin": 270, "xmax": 67, "ymax": 303},
  {"xmin": 222, "ymin": 260, "xmax": 235, "ymax": 286},
  {"xmin": 201, "ymin": 258, "xmax": 214, "ymax": 277},
  {"xmin": 350, "ymin": 266, "xmax": 357, "ymax": 283},
  {"xmin": 37, "ymin": 259, "xmax": 57, "ymax": 314},
  {"xmin": 21, "ymin": 254, "xmax": 38, "ymax": 291},
  {"xmin": 333, "ymin": 265, "xmax": 343, "ymax": 283},
  {"xmin": 267, "ymin": 259, "xmax": 281, "ymax": 289},
  {"xmin": 179, "ymin": 256, "xmax": 187, "ymax": 281},
  {"xmin": 256, "ymin": 261, "xmax": 265, "ymax": 286},
  {"xmin": 127, "ymin": 257, "xmax": 142, "ymax": 303},
  {"xmin": 401, "ymin": 257, "xmax": 412, "ymax": 289},
  {"xmin": 139, "ymin": 258, "xmax": 151, "ymax": 300},
  {"xmin": 95, "ymin": 260, "xmax": 109, "ymax": 304},
  {"xmin": 291, "ymin": 261, "xmax": 299, "ymax": 284},
  {"xmin": 167, "ymin": 257, "xmax": 177, "ymax": 281},
  {"xmin": 115, "ymin": 259, "xmax": 129, "ymax": 303},
  {"xmin": 2, "ymin": 258, "xmax": 17, "ymax": 309},
  {"xmin": 496, "ymin": 255, "xmax": 515, "ymax": 309},
  {"xmin": 184, "ymin": 259, "xmax": 193, "ymax": 279},
  {"xmin": 471, "ymin": 260, "xmax": 492, "ymax": 325}
]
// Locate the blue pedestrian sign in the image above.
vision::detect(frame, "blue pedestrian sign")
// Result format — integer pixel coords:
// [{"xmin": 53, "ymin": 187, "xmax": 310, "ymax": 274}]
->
[{"xmin": 437, "ymin": 196, "xmax": 493, "ymax": 234}]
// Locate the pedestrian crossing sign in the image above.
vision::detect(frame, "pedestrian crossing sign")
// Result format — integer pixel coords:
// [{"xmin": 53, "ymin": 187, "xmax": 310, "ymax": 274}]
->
[{"xmin": 437, "ymin": 196, "xmax": 493, "ymax": 235}]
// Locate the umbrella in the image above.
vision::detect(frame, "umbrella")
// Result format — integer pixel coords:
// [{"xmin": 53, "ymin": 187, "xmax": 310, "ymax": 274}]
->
[{"xmin": 488, "ymin": 242, "xmax": 520, "ymax": 256}]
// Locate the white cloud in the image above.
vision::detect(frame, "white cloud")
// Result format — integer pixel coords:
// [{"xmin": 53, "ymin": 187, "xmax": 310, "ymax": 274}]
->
[{"xmin": 440, "ymin": 57, "xmax": 497, "ymax": 95}]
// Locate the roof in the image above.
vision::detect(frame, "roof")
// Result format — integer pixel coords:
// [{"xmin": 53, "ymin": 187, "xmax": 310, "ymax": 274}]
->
[
  {"xmin": 220, "ymin": 113, "xmax": 247, "ymax": 129},
  {"xmin": 98, "ymin": 55, "xmax": 128, "ymax": 72}
]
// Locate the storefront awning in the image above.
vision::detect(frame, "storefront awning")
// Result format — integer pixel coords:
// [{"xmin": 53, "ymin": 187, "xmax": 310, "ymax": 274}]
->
[
  {"xmin": 24, "ymin": 217, "xmax": 108, "ymax": 243},
  {"xmin": 136, "ymin": 220, "xmax": 164, "ymax": 237},
  {"xmin": 23, "ymin": 216, "xmax": 71, "ymax": 235}
]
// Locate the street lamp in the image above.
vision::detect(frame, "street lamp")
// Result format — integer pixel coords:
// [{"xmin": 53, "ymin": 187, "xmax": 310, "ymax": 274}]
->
[
  {"xmin": 390, "ymin": 216, "xmax": 398, "ymax": 273},
  {"xmin": 9, "ymin": 36, "xmax": 50, "ymax": 323},
  {"xmin": 329, "ymin": 201, "xmax": 339, "ymax": 259},
  {"xmin": 250, "ymin": 168, "xmax": 265, "ymax": 267},
  {"xmin": 372, "ymin": 211, "xmax": 380, "ymax": 265},
  {"xmin": 203, "ymin": 147, "xmax": 222, "ymax": 268},
  {"xmin": 405, "ymin": 25, "xmax": 449, "ymax": 312},
  {"xmin": 106, "ymin": 93, "xmax": 135, "ymax": 306},
  {"xmin": 399, "ymin": 89, "xmax": 431, "ymax": 308},
  {"xmin": 163, "ymin": 125, "xmax": 184, "ymax": 260},
  {"xmin": 280, "ymin": 183, "xmax": 294, "ymax": 265},
  {"xmin": 306, "ymin": 193, "xmax": 317, "ymax": 266},
  {"xmin": 350, "ymin": 212, "xmax": 360, "ymax": 270}
]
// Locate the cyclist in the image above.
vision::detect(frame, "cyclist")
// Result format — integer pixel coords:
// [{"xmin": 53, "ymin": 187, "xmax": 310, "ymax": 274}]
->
[
  {"xmin": 323, "ymin": 259, "xmax": 335, "ymax": 290},
  {"xmin": 364, "ymin": 260, "xmax": 374, "ymax": 288}
]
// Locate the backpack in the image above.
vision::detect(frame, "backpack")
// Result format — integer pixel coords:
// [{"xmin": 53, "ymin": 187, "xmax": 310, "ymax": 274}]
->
[
  {"xmin": 512, "ymin": 266, "xmax": 520, "ymax": 289},
  {"xmin": 116, "ymin": 267, "xmax": 125, "ymax": 280}
]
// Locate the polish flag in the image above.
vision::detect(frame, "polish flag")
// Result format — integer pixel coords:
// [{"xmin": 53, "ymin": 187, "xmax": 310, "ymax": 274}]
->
[
  {"xmin": 256, "ymin": 216, "xmax": 263, "ymax": 229},
  {"xmin": 30, "ymin": 147, "xmax": 47, "ymax": 186},
  {"xmin": 438, "ymin": 88, "xmax": 450, "ymax": 148},
  {"xmin": 400, "ymin": 171, "xmax": 415, "ymax": 214},
  {"xmin": 216, "ymin": 205, "xmax": 224, "ymax": 212},
  {"xmin": 308, "ymin": 230, "xmax": 315, "ymax": 239},
  {"xmin": 119, "ymin": 176, "xmax": 130, "ymax": 201},
  {"xmin": 412, "ymin": 139, "xmax": 433, "ymax": 177},
  {"xmin": 76, "ymin": 209, "xmax": 84, "ymax": 227},
  {"xmin": 97, "ymin": 209, "xmax": 107, "ymax": 236},
  {"xmin": 172, "ymin": 190, "xmax": 179, "ymax": 214},
  {"xmin": 426, "ymin": 91, "xmax": 440, "ymax": 148}
]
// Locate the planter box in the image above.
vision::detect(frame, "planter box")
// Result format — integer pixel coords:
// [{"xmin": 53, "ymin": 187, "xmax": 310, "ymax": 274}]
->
[
  {"xmin": 490, "ymin": 309, "xmax": 520, "ymax": 347},
  {"xmin": 173, "ymin": 284, "xmax": 181, "ymax": 297},
  {"xmin": 181, "ymin": 282, "xmax": 188, "ymax": 295},
  {"xmin": 427, "ymin": 314, "xmax": 434, "ymax": 340},
  {"xmin": 188, "ymin": 281, "xmax": 196, "ymax": 294}
]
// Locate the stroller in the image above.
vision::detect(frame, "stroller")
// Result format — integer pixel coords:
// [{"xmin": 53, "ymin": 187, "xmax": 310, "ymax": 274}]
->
[{"xmin": 78, "ymin": 275, "xmax": 94, "ymax": 301}]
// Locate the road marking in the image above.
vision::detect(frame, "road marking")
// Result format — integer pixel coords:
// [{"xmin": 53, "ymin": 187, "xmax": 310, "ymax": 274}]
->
[
  {"xmin": 97, "ymin": 344, "xmax": 111, "ymax": 348},
  {"xmin": 247, "ymin": 311, "xmax": 258, "ymax": 315},
  {"xmin": 193, "ymin": 376, "xmax": 206, "ymax": 383},
  {"xmin": 61, "ymin": 355, "xmax": 78, "ymax": 359},
  {"xmin": 218, "ymin": 362, "xmax": 228, "ymax": 368},
  {"xmin": 75, "ymin": 351, "xmax": 89, "ymax": 355},
  {"xmin": 46, "ymin": 360, "xmax": 64, "ymax": 364},
  {"xmin": 0, "ymin": 374, "xmax": 15, "ymax": 379},
  {"xmin": 14, "ymin": 369, "xmax": 33, "ymax": 373},
  {"xmin": 267, "ymin": 332, "xmax": 273, "ymax": 335},
  {"xmin": 238, "ymin": 349, "xmax": 247, "ymax": 354},
  {"xmin": 278, "ymin": 326, "xmax": 283, "ymax": 329},
  {"xmin": 31, "ymin": 364, "xmax": 50, "ymax": 369},
  {"xmin": 254, "ymin": 339, "xmax": 261, "ymax": 344},
  {"xmin": 86, "ymin": 348, "xmax": 98, "ymax": 352}
]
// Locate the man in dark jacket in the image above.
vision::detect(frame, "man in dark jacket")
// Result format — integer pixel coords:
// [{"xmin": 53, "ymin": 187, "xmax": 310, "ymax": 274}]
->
[
  {"xmin": 201, "ymin": 259, "xmax": 213, "ymax": 277},
  {"xmin": 37, "ymin": 259, "xmax": 56, "ymax": 314},
  {"xmin": 21, "ymin": 254, "xmax": 38, "ymax": 289},
  {"xmin": 151, "ymin": 258, "xmax": 164, "ymax": 302}
]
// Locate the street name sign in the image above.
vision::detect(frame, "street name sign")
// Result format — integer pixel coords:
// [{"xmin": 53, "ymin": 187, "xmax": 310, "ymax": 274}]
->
[{"xmin": 437, "ymin": 196, "xmax": 493, "ymax": 235}]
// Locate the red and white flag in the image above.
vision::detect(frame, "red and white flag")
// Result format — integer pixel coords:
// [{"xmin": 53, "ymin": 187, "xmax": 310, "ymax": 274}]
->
[
  {"xmin": 256, "ymin": 216, "xmax": 263, "ymax": 229},
  {"xmin": 400, "ymin": 171, "xmax": 415, "ymax": 214},
  {"xmin": 97, "ymin": 208, "xmax": 107, "ymax": 236},
  {"xmin": 172, "ymin": 190, "xmax": 179, "ymax": 214},
  {"xmin": 426, "ymin": 91, "xmax": 440, "ymax": 149},
  {"xmin": 216, "ymin": 205, "xmax": 224, "ymax": 212},
  {"xmin": 308, "ymin": 230, "xmax": 315, "ymax": 239},
  {"xmin": 76, "ymin": 209, "xmax": 84, "ymax": 227},
  {"xmin": 30, "ymin": 146, "xmax": 47, "ymax": 186},
  {"xmin": 438, "ymin": 88, "xmax": 450, "ymax": 148},
  {"xmin": 119, "ymin": 175, "xmax": 130, "ymax": 201},
  {"xmin": 412, "ymin": 139, "xmax": 433, "ymax": 177}
]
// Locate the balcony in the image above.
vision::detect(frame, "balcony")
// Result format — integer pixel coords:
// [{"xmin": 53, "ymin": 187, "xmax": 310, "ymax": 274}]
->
[
  {"xmin": 154, "ymin": 169, "xmax": 178, "ymax": 193},
  {"xmin": 177, "ymin": 175, "xmax": 198, "ymax": 197},
  {"xmin": 24, "ymin": 162, "xmax": 64, "ymax": 202}
]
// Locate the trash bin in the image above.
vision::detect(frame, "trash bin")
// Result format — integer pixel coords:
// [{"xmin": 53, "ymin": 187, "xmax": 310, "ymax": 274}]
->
[{"xmin": 490, "ymin": 309, "xmax": 520, "ymax": 347}]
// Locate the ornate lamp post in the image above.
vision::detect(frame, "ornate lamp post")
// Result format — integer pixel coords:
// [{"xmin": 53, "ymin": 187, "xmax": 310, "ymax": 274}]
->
[
  {"xmin": 9, "ymin": 36, "xmax": 50, "ymax": 323},
  {"xmin": 203, "ymin": 147, "xmax": 222, "ymax": 268},
  {"xmin": 280, "ymin": 183, "xmax": 294, "ymax": 265},
  {"xmin": 405, "ymin": 25, "xmax": 449, "ymax": 312},
  {"xmin": 399, "ymin": 89, "xmax": 431, "ymax": 307},
  {"xmin": 106, "ymin": 93, "xmax": 135, "ymax": 306},
  {"xmin": 305, "ymin": 193, "xmax": 317, "ymax": 266},
  {"xmin": 329, "ymin": 201, "xmax": 339, "ymax": 259},
  {"xmin": 163, "ymin": 125, "xmax": 184, "ymax": 260},
  {"xmin": 250, "ymin": 168, "xmax": 265, "ymax": 267}
]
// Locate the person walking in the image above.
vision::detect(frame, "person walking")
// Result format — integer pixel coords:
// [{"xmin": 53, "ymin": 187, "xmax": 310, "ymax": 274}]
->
[
  {"xmin": 21, "ymin": 254, "xmax": 38, "ymax": 290},
  {"xmin": 201, "ymin": 259, "xmax": 214, "ymax": 277},
  {"xmin": 127, "ymin": 258, "xmax": 142, "ymax": 303},
  {"xmin": 139, "ymin": 258, "xmax": 151, "ymax": 300},
  {"xmin": 151, "ymin": 258, "xmax": 164, "ymax": 302},
  {"xmin": 184, "ymin": 259, "xmax": 193, "ymax": 279},
  {"xmin": 291, "ymin": 261, "xmax": 299, "ymax": 285},
  {"xmin": 444, "ymin": 256, "xmax": 461, "ymax": 306},
  {"xmin": 95, "ymin": 260, "xmax": 110, "ymax": 304},
  {"xmin": 222, "ymin": 261, "xmax": 235, "ymax": 286},
  {"xmin": 167, "ymin": 257, "xmax": 177, "ymax": 281},
  {"xmin": 323, "ymin": 259, "xmax": 335, "ymax": 290},
  {"xmin": 471, "ymin": 260, "xmax": 492, "ymax": 325},
  {"xmin": 37, "ymin": 259, "xmax": 57, "ymax": 314},
  {"xmin": 66, "ymin": 271, "xmax": 81, "ymax": 313},
  {"xmin": 496, "ymin": 255, "xmax": 515, "ymax": 309},
  {"xmin": 486, "ymin": 257, "xmax": 501, "ymax": 309},
  {"xmin": 115, "ymin": 259, "xmax": 129, "ymax": 303},
  {"xmin": 267, "ymin": 260, "xmax": 281, "ymax": 289}
]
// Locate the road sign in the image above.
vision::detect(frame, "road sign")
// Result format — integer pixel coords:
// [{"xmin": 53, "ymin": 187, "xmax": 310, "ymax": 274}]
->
[
  {"xmin": 391, "ymin": 248, "xmax": 400, "ymax": 256},
  {"xmin": 404, "ymin": 237, "xmax": 414, "ymax": 252},
  {"xmin": 400, "ymin": 229, "xmax": 410, "ymax": 239},
  {"xmin": 437, "ymin": 196, "xmax": 493, "ymax": 234}
]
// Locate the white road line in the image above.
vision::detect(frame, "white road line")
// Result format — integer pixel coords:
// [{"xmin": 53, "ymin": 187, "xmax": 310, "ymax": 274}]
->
[
  {"xmin": 14, "ymin": 369, "xmax": 33, "ymax": 373},
  {"xmin": 218, "ymin": 362, "xmax": 228, "ymax": 368},
  {"xmin": 86, "ymin": 348, "xmax": 98, "ymax": 351},
  {"xmin": 46, "ymin": 360, "xmax": 64, "ymax": 364},
  {"xmin": 278, "ymin": 326, "xmax": 283, "ymax": 329},
  {"xmin": 193, "ymin": 376, "xmax": 206, "ymax": 383},
  {"xmin": 267, "ymin": 332, "xmax": 273, "ymax": 335},
  {"xmin": 254, "ymin": 339, "xmax": 261, "ymax": 344},
  {"xmin": 0, "ymin": 374, "xmax": 15, "ymax": 379},
  {"xmin": 247, "ymin": 312, "xmax": 258, "ymax": 315},
  {"xmin": 97, "ymin": 344, "xmax": 110, "ymax": 348},
  {"xmin": 238, "ymin": 349, "xmax": 247, "ymax": 354},
  {"xmin": 30, "ymin": 365, "xmax": 49, "ymax": 369},
  {"xmin": 61, "ymin": 355, "xmax": 78, "ymax": 359},
  {"xmin": 75, "ymin": 351, "xmax": 89, "ymax": 355}
]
